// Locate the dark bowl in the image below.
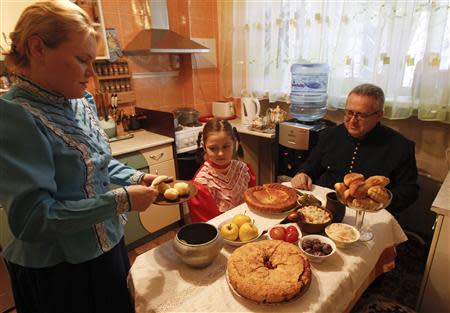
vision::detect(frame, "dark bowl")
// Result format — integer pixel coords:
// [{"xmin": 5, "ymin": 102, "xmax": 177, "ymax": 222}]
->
[{"xmin": 296, "ymin": 207, "xmax": 333, "ymax": 234}]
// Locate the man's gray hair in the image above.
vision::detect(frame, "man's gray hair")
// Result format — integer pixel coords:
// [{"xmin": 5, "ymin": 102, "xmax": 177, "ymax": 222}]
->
[{"xmin": 348, "ymin": 84, "xmax": 385, "ymax": 111}]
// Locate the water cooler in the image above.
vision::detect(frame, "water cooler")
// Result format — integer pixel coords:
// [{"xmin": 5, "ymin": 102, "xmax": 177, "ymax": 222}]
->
[
  {"xmin": 276, "ymin": 62, "xmax": 334, "ymax": 182},
  {"xmin": 276, "ymin": 119, "xmax": 335, "ymax": 182}
]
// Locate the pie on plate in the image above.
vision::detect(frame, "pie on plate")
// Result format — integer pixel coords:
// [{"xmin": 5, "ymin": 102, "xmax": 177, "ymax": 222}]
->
[
  {"xmin": 244, "ymin": 184, "xmax": 298, "ymax": 214},
  {"xmin": 226, "ymin": 240, "xmax": 311, "ymax": 304}
]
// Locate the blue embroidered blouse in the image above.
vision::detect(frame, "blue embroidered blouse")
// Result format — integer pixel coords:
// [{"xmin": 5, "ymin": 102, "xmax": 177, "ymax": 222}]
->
[{"xmin": 0, "ymin": 77, "xmax": 144, "ymax": 268}]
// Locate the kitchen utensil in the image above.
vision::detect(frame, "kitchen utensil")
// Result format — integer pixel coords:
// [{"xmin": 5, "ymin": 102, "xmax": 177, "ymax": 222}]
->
[
  {"xmin": 241, "ymin": 97, "xmax": 260, "ymax": 126},
  {"xmin": 174, "ymin": 108, "xmax": 200, "ymax": 126},
  {"xmin": 173, "ymin": 222, "xmax": 223, "ymax": 268},
  {"xmin": 212, "ymin": 101, "xmax": 235, "ymax": 119}
]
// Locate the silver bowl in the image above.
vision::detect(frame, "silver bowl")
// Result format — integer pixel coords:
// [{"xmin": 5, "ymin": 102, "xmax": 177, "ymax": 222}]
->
[{"xmin": 173, "ymin": 222, "xmax": 223, "ymax": 268}]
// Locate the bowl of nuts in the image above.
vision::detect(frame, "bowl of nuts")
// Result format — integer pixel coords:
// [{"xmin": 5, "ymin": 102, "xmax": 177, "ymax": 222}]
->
[{"xmin": 299, "ymin": 234, "xmax": 336, "ymax": 263}]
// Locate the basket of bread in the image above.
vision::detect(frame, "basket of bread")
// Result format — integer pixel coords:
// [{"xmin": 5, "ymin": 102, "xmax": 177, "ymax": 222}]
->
[{"xmin": 334, "ymin": 173, "xmax": 392, "ymax": 211}]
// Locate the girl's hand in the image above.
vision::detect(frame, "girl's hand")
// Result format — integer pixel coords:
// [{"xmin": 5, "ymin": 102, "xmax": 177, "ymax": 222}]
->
[
  {"xmin": 291, "ymin": 173, "xmax": 312, "ymax": 191},
  {"xmin": 126, "ymin": 185, "xmax": 159, "ymax": 211}
]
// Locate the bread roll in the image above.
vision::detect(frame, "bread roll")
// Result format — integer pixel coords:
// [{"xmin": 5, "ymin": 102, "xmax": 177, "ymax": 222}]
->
[
  {"xmin": 349, "ymin": 181, "xmax": 369, "ymax": 199},
  {"xmin": 368, "ymin": 186, "xmax": 390, "ymax": 204},
  {"xmin": 343, "ymin": 173, "xmax": 364, "ymax": 187},
  {"xmin": 164, "ymin": 188, "xmax": 179, "ymax": 200},
  {"xmin": 365, "ymin": 175, "xmax": 390, "ymax": 188},
  {"xmin": 343, "ymin": 189, "xmax": 353, "ymax": 204},
  {"xmin": 334, "ymin": 182, "xmax": 347, "ymax": 202},
  {"xmin": 351, "ymin": 198, "xmax": 380, "ymax": 211}
]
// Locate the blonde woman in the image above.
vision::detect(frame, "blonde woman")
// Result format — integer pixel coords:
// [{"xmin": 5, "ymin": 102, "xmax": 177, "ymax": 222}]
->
[{"xmin": 0, "ymin": 1, "xmax": 162, "ymax": 312}]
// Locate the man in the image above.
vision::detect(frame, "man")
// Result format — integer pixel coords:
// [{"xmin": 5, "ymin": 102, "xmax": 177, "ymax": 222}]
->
[{"xmin": 291, "ymin": 83, "xmax": 419, "ymax": 213}]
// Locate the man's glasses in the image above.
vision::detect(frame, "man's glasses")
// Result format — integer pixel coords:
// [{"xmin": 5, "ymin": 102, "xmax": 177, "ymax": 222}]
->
[{"xmin": 344, "ymin": 109, "xmax": 380, "ymax": 120}]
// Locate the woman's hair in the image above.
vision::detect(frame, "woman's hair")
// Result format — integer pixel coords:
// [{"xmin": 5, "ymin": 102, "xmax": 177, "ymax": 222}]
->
[
  {"xmin": 3, "ymin": 0, "xmax": 99, "ymax": 72},
  {"xmin": 196, "ymin": 118, "xmax": 244, "ymax": 163}
]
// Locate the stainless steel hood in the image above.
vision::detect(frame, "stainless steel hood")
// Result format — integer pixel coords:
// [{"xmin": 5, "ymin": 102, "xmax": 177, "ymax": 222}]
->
[
  {"xmin": 123, "ymin": 29, "xmax": 209, "ymax": 54},
  {"xmin": 123, "ymin": 0, "xmax": 209, "ymax": 55}
]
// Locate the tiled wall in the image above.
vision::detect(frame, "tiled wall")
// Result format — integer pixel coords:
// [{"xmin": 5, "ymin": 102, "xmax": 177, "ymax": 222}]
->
[{"xmin": 99, "ymin": 0, "xmax": 220, "ymax": 115}]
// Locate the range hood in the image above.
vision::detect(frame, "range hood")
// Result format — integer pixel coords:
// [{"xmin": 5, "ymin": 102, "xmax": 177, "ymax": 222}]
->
[{"xmin": 123, "ymin": 0, "xmax": 209, "ymax": 55}]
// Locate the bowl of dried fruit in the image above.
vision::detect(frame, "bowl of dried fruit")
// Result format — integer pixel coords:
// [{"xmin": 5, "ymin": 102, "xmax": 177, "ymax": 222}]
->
[{"xmin": 299, "ymin": 234, "xmax": 336, "ymax": 263}]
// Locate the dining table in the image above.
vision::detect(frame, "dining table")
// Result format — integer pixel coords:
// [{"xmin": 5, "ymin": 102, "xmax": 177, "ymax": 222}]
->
[{"xmin": 128, "ymin": 183, "xmax": 408, "ymax": 313}]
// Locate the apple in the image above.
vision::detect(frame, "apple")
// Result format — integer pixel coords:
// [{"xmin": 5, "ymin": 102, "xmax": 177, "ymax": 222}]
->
[
  {"xmin": 269, "ymin": 227, "xmax": 286, "ymax": 241},
  {"xmin": 232, "ymin": 213, "xmax": 251, "ymax": 228},
  {"xmin": 220, "ymin": 222, "xmax": 239, "ymax": 241},
  {"xmin": 239, "ymin": 222, "xmax": 259, "ymax": 242}
]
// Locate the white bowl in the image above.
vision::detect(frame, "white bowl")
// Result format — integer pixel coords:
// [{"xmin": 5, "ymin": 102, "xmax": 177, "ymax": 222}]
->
[
  {"xmin": 325, "ymin": 223, "xmax": 360, "ymax": 248},
  {"xmin": 299, "ymin": 234, "xmax": 336, "ymax": 263},
  {"xmin": 268, "ymin": 223, "xmax": 302, "ymax": 243},
  {"xmin": 218, "ymin": 220, "xmax": 263, "ymax": 246}
]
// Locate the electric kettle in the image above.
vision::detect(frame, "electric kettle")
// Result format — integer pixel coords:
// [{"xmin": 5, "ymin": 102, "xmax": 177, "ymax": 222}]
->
[{"xmin": 241, "ymin": 97, "xmax": 261, "ymax": 126}]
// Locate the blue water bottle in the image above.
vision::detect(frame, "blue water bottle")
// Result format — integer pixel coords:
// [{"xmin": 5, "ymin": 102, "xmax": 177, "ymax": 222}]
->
[{"xmin": 290, "ymin": 63, "xmax": 329, "ymax": 121}]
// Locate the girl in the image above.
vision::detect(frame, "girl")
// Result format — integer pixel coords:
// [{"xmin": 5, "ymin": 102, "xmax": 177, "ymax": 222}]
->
[{"xmin": 188, "ymin": 119, "xmax": 256, "ymax": 222}]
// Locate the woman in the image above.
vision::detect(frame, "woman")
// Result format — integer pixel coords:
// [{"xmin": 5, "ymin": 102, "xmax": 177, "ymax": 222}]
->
[{"xmin": 0, "ymin": 1, "xmax": 162, "ymax": 312}]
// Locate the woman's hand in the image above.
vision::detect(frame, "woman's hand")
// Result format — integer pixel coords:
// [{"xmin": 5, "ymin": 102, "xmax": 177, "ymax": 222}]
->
[
  {"xmin": 291, "ymin": 172, "xmax": 312, "ymax": 191},
  {"xmin": 126, "ymin": 185, "xmax": 159, "ymax": 211}
]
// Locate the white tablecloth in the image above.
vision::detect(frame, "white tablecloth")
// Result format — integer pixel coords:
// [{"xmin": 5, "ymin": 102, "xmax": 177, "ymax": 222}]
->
[{"xmin": 128, "ymin": 184, "xmax": 407, "ymax": 313}]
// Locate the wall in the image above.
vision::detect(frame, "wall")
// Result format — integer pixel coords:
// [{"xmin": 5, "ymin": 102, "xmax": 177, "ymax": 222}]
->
[{"xmin": 99, "ymin": 0, "xmax": 220, "ymax": 115}]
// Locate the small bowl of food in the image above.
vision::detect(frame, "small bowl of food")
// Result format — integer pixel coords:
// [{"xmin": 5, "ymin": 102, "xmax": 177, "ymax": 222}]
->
[
  {"xmin": 325, "ymin": 223, "xmax": 360, "ymax": 248},
  {"xmin": 297, "ymin": 206, "xmax": 333, "ymax": 234},
  {"xmin": 299, "ymin": 234, "xmax": 336, "ymax": 263},
  {"xmin": 268, "ymin": 223, "xmax": 302, "ymax": 243}
]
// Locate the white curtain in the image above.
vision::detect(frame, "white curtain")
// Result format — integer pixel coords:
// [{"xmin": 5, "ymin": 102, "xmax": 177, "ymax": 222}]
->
[{"xmin": 229, "ymin": 0, "xmax": 450, "ymax": 122}]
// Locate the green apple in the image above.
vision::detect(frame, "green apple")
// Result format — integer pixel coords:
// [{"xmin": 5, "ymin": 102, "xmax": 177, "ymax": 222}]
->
[
  {"xmin": 220, "ymin": 222, "xmax": 239, "ymax": 241},
  {"xmin": 231, "ymin": 213, "xmax": 251, "ymax": 228},
  {"xmin": 239, "ymin": 222, "xmax": 259, "ymax": 242}
]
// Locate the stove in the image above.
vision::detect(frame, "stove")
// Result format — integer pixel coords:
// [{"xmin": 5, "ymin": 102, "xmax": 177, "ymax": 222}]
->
[{"xmin": 175, "ymin": 124, "xmax": 204, "ymax": 154}]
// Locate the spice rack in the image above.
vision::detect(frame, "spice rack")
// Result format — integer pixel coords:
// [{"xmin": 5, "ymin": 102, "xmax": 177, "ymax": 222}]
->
[{"xmin": 93, "ymin": 59, "xmax": 136, "ymax": 105}]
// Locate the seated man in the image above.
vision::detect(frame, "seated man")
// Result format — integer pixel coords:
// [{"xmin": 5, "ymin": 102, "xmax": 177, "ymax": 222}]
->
[{"xmin": 291, "ymin": 83, "xmax": 419, "ymax": 214}]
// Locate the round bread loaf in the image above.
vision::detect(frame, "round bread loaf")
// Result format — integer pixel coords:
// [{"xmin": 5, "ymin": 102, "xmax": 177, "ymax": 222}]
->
[
  {"xmin": 227, "ymin": 240, "xmax": 311, "ymax": 303},
  {"xmin": 365, "ymin": 175, "xmax": 390, "ymax": 188}
]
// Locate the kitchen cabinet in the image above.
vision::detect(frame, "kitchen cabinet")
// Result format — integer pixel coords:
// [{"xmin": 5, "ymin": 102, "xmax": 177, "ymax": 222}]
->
[
  {"xmin": 0, "ymin": 0, "xmax": 109, "ymax": 60},
  {"xmin": 416, "ymin": 171, "xmax": 450, "ymax": 313},
  {"xmin": 114, "ymin": 143, "xmax": 181, "ymax": 248},
  {"xmin": 138, "ymin": 144, "xmax": 181, "ymax": 234}
]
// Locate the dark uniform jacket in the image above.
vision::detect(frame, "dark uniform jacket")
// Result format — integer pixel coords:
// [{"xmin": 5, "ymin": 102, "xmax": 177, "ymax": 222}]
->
[{"xmin": 299, "ymin": 123, "xmax": 419, "ymax": 213}]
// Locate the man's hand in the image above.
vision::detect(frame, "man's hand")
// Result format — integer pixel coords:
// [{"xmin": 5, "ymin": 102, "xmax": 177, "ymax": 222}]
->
[{"xmin": 291, "ymin": 172, "xmax": 312, "ymax": 190}]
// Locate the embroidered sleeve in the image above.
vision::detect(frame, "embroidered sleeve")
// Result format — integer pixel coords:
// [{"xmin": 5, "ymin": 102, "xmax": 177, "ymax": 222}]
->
[
  {"xmin": 112, "ymin": 187, "xmax": 130, "ymax": 213},
  {"xmin": 130, "ymin": 171, "xmax": 145, "ymax": 184}
]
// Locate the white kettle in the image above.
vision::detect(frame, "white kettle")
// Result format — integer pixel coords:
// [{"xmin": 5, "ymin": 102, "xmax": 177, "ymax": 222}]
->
[{"xmin": 241, "ymin": 97, "xmax": 261, "ymax": 125}]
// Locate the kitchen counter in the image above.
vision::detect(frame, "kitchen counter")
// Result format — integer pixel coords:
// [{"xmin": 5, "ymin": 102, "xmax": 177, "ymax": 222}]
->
[
  {"xmin": 417, "ymin": 170, "xmax": 450, "ymax": 312},
  {"xmin": 110, "ymin": 129, "xmax": 173, "ymax": 156},
  {"xmin": 229, "ymin": 118, "xmax": 275, "ymax": 139}
]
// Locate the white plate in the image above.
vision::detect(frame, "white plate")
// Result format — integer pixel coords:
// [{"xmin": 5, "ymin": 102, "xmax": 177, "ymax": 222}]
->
[{"xmin": 218, "ymin": 220, "xmax": 263, "ymax": 246}]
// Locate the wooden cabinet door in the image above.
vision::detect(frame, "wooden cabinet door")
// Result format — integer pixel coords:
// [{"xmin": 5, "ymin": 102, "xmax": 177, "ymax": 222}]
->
[{"xmin": 139, "ymin": 159, "xmax": 181, "ymax": 233}]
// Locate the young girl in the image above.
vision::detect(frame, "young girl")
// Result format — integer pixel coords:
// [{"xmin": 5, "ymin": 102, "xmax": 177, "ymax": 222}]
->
[{"xmin": 188, "ymin": 119, "xmax": 256, "ymax": 222}]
